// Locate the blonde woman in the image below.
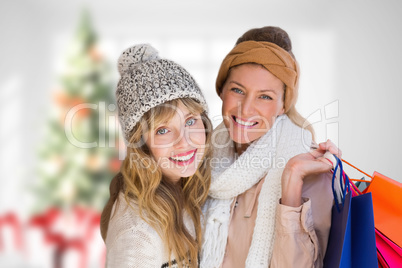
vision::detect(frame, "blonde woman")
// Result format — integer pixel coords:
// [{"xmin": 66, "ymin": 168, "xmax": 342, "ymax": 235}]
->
[
  {"xmin": 201, "ymin": 26, "xmax": 341, "ymax": 267},
  {"xmin": 101, "ymin": 44, "xmax": 212, "ymax": 268}
]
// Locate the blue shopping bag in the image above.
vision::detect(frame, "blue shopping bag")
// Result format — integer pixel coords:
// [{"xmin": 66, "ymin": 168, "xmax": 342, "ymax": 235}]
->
[{"xmin": 323, "ymin": 156, "xmax": 378, "ymax": 268}]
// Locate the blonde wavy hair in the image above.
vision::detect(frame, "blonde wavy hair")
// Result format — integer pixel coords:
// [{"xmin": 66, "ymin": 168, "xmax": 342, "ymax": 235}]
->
[{"xmin": 101, "ymin": 98, "xmax": 212, "ymax": 268}]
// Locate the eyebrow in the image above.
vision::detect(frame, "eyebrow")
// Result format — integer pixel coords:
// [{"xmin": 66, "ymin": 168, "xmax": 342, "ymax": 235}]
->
[
  {"xmin": 158, "ymin": 113, "xmax": 193, "ymax": 125},
  {"xmin": 152, "ymin": 112, "xmax": 195, "ymax": 132},
  {"xmin": 228, "ymin": 81, "xmax": 278, "ymax": 94}
]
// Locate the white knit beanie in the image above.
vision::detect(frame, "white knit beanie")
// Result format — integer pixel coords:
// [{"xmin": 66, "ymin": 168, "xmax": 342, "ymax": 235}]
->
[{"xmin": 116, "ymin": 44, "xmax": 208, "ymax": 142}]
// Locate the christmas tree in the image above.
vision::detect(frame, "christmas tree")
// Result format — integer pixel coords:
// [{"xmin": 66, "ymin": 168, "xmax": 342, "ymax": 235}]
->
[{"xmin": 35, "ymin": 10, "xmax": 121, "ymax": 212}]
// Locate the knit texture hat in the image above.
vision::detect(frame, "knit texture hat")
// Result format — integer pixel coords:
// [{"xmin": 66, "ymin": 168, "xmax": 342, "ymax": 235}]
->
[
  {"xmin": 215, "ymin": 40, "xmax": 299, "ymax": 113},
  {"xmin": 116, "ymin": 44, "xmax": 208, "ymax": 142}
]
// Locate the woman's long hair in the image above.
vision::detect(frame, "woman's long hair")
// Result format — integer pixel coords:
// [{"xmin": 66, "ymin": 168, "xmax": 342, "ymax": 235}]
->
[{"xmin": 101, "ymin": 98, "xmax": 212, "ymax": 268}]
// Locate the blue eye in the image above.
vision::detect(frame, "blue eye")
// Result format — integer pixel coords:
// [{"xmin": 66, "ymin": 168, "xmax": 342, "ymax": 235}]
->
[
  {"xmin": 260, "ymin": 95, "xmax": 273, "ymax": 100},
  {"xmin": 186, "ymin": 118, "xmax": 196, "ymax": 127},
  {"xmin": 231, "ymin": 88, "xmax": 244, "ymax": 94},
  {"xmin": 156, "ymin": 128, "xmax": 168, "ymax": 135}
]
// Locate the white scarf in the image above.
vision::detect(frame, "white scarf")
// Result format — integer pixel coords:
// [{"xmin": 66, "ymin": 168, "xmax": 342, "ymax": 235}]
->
[{"xmin": 201, "ymin": 115, "xmax": 312, "ymax": 268}]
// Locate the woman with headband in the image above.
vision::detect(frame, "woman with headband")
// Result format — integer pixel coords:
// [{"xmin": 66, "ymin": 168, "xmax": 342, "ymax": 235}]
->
[{"xmin": 201, "ymin": 26, "xmax": 340, "ymax": 267}]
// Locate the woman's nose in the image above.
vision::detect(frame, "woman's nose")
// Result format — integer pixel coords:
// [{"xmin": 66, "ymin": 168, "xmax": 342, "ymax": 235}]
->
[
  {"xmin": 240, "ymin": 96, "xmax": 255, "ymax": 117},
  {"xmin": 174, "ymin": 128, "xmax": 191, "ymax": 149}
]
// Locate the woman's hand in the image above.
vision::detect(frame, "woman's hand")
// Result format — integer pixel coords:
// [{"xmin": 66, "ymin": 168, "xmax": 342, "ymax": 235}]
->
[{"xmin": 280, "ymin": 140, "xmax": 341, "ymax": 207}]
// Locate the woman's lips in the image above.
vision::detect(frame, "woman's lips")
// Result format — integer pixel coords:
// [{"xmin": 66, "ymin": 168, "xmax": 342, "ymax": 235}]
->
[{"xmin": 169, "ymin": 149, "xmax": 197, "ymax": 166}]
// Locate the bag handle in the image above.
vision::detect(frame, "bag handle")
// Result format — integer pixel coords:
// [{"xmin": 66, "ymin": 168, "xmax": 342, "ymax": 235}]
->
[
  {"xmin": 332, "ymin": 155, "xmax": 350, "ymax": 211},
  {"xmin": 331, "ymin": 155, "xmax": 369, "ymax": 211},
  {"xmin": 341, "ymin": 158, "xmax": 373, "ymax": 181}
]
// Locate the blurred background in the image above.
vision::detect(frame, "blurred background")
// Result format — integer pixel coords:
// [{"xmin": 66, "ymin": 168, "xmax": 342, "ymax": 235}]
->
[{"xmin": 1, "ymin": 0, "xmax": 401, "ymax": 267}]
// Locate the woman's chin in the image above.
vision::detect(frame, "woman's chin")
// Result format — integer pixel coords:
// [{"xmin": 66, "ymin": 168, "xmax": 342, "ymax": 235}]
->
[{"xmin": 229, "ymin": 131, "xmax": 260, "ymax": 145}]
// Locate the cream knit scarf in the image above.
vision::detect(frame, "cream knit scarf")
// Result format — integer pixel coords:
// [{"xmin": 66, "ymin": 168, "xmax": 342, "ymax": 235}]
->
[{"xmin": 200, "ymin": 115, "xmax": 312, "ymax": 268}]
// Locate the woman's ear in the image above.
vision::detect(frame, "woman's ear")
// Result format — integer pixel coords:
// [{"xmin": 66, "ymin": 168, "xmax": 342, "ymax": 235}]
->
[
  {"xmin": 219, "ymin": 89, "xmax": 224, "ymax": 100},
  {"xmin": 279, "ymin": 106, "xmax": 285, "ymax": 115}
]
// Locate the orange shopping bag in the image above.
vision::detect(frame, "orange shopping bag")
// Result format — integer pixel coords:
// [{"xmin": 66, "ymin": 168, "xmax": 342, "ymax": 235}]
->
[{"xmin": 365, "ymin": 172, "xmax": 402, "ymax": 249}]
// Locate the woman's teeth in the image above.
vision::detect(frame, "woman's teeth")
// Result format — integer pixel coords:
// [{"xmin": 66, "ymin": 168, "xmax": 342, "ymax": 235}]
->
[
  {"xmin": 170, "ymin": 151, "xmax": 195, "ymax": 162},
  {"xmin": 235, "ymin": 117, "xmax": 257, "ymax": 126}
]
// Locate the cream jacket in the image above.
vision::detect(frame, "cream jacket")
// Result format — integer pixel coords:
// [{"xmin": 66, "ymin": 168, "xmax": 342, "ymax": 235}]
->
[{"xmin": 105, "ymin": 193, "xmax": 195, "ymax": 268}]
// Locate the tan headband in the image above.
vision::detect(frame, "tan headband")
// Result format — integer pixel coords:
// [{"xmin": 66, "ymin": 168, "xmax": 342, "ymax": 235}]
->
[{"xmin": 215, "ymin": 40, "xmax": 299, "ymax": 113}]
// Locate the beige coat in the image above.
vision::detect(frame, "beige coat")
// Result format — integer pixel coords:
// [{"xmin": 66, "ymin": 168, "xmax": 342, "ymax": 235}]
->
[{"xmin": 222, "ymin": 172, "xmax": 333, "ymax": 268}]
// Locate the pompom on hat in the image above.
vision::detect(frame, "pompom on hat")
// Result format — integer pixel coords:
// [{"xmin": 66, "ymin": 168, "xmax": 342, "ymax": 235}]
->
[{"xmin": 116, "ymin": 44, "xmax": 208, "ymax": 142}]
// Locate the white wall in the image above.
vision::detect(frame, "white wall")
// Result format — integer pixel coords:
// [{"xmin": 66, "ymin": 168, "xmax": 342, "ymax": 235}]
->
[{"xmin": 1, "ymin": 0, "xmax": 401, "ymax": 213}]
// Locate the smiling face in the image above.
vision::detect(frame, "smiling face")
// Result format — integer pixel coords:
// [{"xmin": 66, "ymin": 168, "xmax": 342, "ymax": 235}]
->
[
  {"xmin": 143, "ymin": 101, "xmax": 206, "ymax": 183},
  {"xmin": 220, "ymin": 63, "xmax": 285, "ymax": 148}
]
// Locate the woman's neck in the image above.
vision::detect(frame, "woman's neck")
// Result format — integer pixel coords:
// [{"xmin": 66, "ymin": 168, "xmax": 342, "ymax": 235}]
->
[{"xmin": 234, "ymin": 142, "xmax": 251, "ymax": 156}]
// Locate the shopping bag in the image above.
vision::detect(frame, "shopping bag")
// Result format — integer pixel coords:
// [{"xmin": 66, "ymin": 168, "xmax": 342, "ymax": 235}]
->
[
  {"xmin": 341, "ymin": 160, "xmax": 402, "ymax": 267},
  {"xmin": 375, "ymin": 228, "xmax": 402, "ymax": 267},
  {"xmin": 323, "ymin": 156, "xmax": 378, "ymax": 268},
  {"xmin": 365, "ymin": 172, "xmax": 402, "ymax": 249}
]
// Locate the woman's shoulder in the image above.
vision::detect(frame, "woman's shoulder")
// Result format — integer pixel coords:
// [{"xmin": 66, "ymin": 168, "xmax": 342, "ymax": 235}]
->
[
  {"xmin": 106, "ymin": 193, "xmax": 159, "ymax": 243},
  {"xmin": 105, "ymin": 193, "xmax": 168, "ymax": 267}
]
